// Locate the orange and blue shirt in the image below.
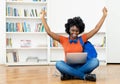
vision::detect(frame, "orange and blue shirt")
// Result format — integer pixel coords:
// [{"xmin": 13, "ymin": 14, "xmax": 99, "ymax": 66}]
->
[{"xmin": 59, "ymin": 34, "xmax": 87, "ymax": 61}]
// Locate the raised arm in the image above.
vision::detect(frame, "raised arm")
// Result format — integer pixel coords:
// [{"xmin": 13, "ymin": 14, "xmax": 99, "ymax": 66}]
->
[
  {"xmin": 86, "ymin": 7, "xmax": 107, "ymax": 40},
  {"xmin": 40, "ymin": 10, "xmax": 60, "ymax": 42}
]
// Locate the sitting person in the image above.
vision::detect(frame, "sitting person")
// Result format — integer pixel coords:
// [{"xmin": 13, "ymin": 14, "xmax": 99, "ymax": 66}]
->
[{"xmin": 40, "ymin": 7, "xmax": 107, "ymax": 81}]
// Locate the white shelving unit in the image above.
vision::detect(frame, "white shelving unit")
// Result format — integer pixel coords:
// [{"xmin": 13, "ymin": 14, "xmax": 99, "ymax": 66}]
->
[
  {"xmin": 5, "ymin": 0, "xmax": 48, "ymax": 66},
  {"xmin": 5, "ymin": 0, "xmax": 106, "ymax": 66},
  {"xmin": 89, "ymin": 32, "xmax": 106, "ymax": 65}
]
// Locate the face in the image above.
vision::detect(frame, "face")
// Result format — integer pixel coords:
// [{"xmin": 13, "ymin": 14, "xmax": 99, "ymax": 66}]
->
[{"xmin": 69, "ymin": 25, "xmax": 79, "ymax": 39}]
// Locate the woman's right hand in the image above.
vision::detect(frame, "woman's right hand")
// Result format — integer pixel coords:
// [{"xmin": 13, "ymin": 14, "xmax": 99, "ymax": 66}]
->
[
  {"xmin": 40, "ymin": 10, "xmax": 46, "ymax": 19},
  {"xmin": 40, "ymin": 10, "xmax": 60, "ymax": 42}
]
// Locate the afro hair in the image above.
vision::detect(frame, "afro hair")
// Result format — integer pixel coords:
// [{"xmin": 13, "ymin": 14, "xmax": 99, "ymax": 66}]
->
[{"xmin": 65, "ymin": 16, "xmax": 85, "ymax": 35}]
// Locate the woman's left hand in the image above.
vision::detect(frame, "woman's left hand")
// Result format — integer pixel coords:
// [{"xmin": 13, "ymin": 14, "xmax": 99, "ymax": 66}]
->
[{"xmin": 103, "ymin": 7, "xmax": 107, "ymax": 16}]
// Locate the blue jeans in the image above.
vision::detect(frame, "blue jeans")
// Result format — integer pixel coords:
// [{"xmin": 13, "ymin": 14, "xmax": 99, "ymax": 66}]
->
[{"xmin": 56, "ymin": 58, "xmax": 99, "ymax": 80}]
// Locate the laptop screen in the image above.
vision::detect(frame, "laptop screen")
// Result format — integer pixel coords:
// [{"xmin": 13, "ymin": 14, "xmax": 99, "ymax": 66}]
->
[{"xmin": 66, "ymin": 53, "xmax": 87, "ymax": 64}]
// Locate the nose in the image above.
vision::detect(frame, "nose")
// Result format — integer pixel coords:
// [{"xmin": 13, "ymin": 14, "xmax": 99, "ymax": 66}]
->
[{"xmin": 73, "ymin": 31, "xmax": 77, "ymax": 34}]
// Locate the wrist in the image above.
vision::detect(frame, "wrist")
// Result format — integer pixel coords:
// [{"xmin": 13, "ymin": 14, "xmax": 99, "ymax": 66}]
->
[
  {"xmin": 41, "ymin": 16, "xmax": 45, "ymax": 20},
  {"xmin": 103, "ymin": 14, "xmax": 107, "ymax": 17}
]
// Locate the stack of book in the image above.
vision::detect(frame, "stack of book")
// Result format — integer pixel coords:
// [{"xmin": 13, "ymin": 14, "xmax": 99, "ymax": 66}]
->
[
  {"xmin": 6, "ymin": 38, "xmax": 12, "ymax": 48},
  {"xmin": 6, "ymin": 52, "xmax": 19, "ymax": 63}
]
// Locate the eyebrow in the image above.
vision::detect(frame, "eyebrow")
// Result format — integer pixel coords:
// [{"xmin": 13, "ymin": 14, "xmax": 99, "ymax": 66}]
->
[{"xmin": 70, "ymin": 29, "xmax": 79, "ymax": 31}]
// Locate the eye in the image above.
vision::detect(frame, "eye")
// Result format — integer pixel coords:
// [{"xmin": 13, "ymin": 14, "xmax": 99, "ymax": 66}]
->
[
  {"xmin": 71, "ymin": 29, "xmax": 79, "ymax": 32},
  {"xmin": 70, "ymin": 26, "xmax": 79, "ymax": 33}
]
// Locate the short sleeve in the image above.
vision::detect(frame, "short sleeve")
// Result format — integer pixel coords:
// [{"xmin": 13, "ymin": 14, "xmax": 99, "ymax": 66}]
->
[
  {"xmin": 81, "ymin": 34, "xmax": 87, "ymax": 43},
  {"xmin": 59, "ymin": 35, "xmax": 67, "ymax": 44}
]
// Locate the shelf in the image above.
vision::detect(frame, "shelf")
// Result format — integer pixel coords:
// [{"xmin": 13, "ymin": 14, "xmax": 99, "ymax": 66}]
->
[
  {"xmin": 50, "ymin": 46, "xmax": 105, "ymax": 50},
  {"xmin": 6, "ymin": 16, "xmax": 47, "ymax": 19},
  {"xmin": 95, "ymin": 46, "xmax": 106, "ymax": 50},
  {"xmin": 6, "ymin": 32, "xmax": 47, "ymax": 35},
  {"xmin": 6, "ymin": 47, "xmax": 47, "ymax": 50},
  {"xmin": 50, "ymin": 47, "xmax": 63, "ymax": 50},
  {"xmin": 49, "ymin": 62, "xmax": 56, "ymax": 65},
  {"xmin": 97, "ymin": 32, "xmax": 105, "ymax": 34},
  {"xmin": 49, "ymin": 61, "xmax": 107, "ymax": 65},
  {"xmin": 6, "ymin": 1, "xmax": 47, "ymax": 5},
  {"xmin": 85, "ymin": 31, "xmax": 105, "ymax": 34},
  {"xmin": 49, "ymin": 32, "xmax": 105, "ymax": 37},
  {"xmin": 6, "ymin": 62, "xmax": 48, "ymax": 66}
]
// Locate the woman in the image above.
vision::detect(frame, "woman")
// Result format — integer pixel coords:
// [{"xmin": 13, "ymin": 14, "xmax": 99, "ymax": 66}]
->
[{"xmin": 40, "ymin": 7, "xmax": 107, "ymax": 81}]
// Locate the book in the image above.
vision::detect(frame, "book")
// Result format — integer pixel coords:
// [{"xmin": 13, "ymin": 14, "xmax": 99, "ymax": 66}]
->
[
  {"xmin": 6, "ymin": 52, "xmax": 19, "ymax": 63},
  {"xmin": 20, "ymin": 40, "xmax": 31, "ymax": 47},
  {"xmin": 13, "ymin": 52, "xmax": 17, "ymax": 62},
  {"xmin": 6, "ymin": 52, "xmax": 14, "ymax": 63}
]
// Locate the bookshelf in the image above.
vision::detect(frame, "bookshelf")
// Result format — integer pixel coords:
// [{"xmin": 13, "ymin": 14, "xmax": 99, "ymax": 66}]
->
[
  {"xmin": 5, "ymin": 0, "xmax": 106, "ymax": 66},
  {"xmin": 5, "ymin": 0, "xmax": 48, "ymax": 66}
]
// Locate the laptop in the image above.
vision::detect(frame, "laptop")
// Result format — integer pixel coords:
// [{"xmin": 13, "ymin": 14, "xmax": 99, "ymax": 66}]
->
[{"xmin": 66, "ymin": 53, "xmax": 87, "ymax": 64}]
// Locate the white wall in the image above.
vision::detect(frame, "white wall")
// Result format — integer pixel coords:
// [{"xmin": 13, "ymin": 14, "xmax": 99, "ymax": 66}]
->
[
  {"xmin": 0, "ymin": 0, "xmax": 105, "ymax": 64},
  {"xmin": 0, "ymin": 0, "xmax": 6, "ymax": 64},
  {"xmin": 1, "ymin": 0, "xmax": 119, "ymax": 64},
  {"xmin": 106, "ymin": 0, "xmax": 120, "ymax": 63},
  {"xmin": 48, "ymin": 0, "xmax": 105, "ymax": 33}
]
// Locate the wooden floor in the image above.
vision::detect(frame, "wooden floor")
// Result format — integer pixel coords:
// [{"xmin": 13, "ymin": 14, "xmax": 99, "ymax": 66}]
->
[{"xmin": 0, "ymin": 64, "xmax": 120, "ymax": 84}]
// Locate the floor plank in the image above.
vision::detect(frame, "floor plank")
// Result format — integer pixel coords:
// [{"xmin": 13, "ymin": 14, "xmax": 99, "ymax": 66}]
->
[{"xmin": 0, "ymin": 64, "xmax": 120, "ymax": 84}]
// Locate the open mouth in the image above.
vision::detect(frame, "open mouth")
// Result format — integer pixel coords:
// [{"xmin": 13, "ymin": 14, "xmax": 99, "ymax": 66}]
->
[{"xmin": 72, "ymin": 34, "xmax": 77, "ymax": 38}]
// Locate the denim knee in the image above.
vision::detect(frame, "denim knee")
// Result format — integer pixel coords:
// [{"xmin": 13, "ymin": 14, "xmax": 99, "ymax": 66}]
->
[
  {"xmin": 89, "ymin": 58, "xmax": 99, "ymax": 67},
  {"xmin": 55, "ymin": 60, "xmax": 64, "ymax": 69}
]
